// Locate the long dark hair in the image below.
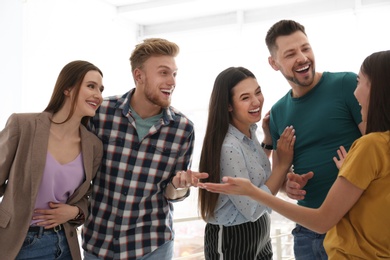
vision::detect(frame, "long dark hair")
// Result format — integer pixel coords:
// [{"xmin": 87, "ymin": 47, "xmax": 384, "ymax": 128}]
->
[
  {"xmin": 360, "ymin": 50, "xmax": 390, "ymax": 134},
  {"xmin": 198, "ymin": 67, "xmax": 256, "ymax": 221},
  {"xmin": 44, "ymin": 60, "xmax": 103, "ymax": 126}
]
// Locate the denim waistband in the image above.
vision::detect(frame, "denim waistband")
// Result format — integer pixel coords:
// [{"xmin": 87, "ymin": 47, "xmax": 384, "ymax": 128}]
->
[{"xmin": 28, "ymin": 224, "xmax": 63, "ymax": 233}]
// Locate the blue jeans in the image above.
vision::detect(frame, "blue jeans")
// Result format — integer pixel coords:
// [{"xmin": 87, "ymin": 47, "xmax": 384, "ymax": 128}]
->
[
  {"xmin": 83, "ymin": 240, "xmax": 174, "ymax": 260},
  {"xmin": 292, "ymin": 224, "xmax": 328, "ymax": 260},
  {"xmin": 16, "ymin": 227, "xmax": 71, "ymax": 260}
]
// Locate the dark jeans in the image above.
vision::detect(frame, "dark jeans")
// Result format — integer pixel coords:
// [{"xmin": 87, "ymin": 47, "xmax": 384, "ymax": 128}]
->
[{"xmin": 292, "ymin": 224, "xmax": 328, "ymax": 260}]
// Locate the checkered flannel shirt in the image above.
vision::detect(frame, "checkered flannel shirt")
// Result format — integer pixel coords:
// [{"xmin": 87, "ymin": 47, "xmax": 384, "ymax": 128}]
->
[{"xmin": 82, "ymin": 89, "xmax": 194, "ymax": 259}]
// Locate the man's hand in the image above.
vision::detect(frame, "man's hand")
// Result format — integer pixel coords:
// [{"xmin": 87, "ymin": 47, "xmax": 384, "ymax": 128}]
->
[
  {"xmin": 285, "ymin": 171, "xmax": 314, "ymax": 200},
  {"xmin": 165, "ymin": 170, "xmax": 209, "ymax": 200},
  {"xmin": 171, "ymin": 170, "xmax": 209, "ymax": 189}
]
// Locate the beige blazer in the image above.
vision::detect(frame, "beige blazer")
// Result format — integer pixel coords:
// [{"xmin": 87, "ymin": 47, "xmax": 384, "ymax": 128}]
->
[{"xmin": 0, "ymin": 112, "xmax": 103, "ymax": 260}]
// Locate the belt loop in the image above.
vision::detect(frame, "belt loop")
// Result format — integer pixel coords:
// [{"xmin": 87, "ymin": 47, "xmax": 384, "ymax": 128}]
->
[
  {"xmin": 37, "ymin": 227, "xmax": 44, "ymax": 238},
  {"xmin": 54, "ymin": 225, "xmax": 62, "ymax": 232}
]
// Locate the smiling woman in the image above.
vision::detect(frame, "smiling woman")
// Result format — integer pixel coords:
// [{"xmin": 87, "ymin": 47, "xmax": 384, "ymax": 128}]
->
[
  {"xmin": 197, "ymin": 66, "xmax": 295, "ymax": 259},
  {"xmin": 0, "ymin": 60, "xmax": 104, "ymax": 260}
]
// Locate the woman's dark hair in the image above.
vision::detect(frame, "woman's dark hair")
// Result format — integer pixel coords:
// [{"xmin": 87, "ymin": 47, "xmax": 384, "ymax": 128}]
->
[
  {"xmin": 360, "ymin": 50, "xmax": 390, "ymax": 134},
  {"xmin": 44, "ymin": 60, "xmax": 103, "ymax": 126},
  {"xmin": 198, "ymin": 67, "xmax": 256, "ymax": 221}
]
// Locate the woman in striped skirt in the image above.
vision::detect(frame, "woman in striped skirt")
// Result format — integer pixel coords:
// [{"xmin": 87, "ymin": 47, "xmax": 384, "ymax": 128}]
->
[{"xmin": 198, "ymin": 67, "xmax": 295, "ymax": 260}]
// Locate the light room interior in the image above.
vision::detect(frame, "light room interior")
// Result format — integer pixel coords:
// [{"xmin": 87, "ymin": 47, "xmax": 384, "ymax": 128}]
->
[{"xmin": 1, "ymin": 0, "xmax": 390, "ymax": 259}]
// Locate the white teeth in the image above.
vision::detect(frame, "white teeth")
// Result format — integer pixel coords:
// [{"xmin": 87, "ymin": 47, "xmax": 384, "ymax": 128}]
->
[
  {"xmin": 249, "ymin": 108, "xmax": 260, "ymax": 113},
  {"xmin": 296, "ymin": 65, "xmax": 309, "ymax": 72},
  {"xmin": 87, "ymin": 102, "xmax": 97, "ymax": 106},
  {"xmin": 161, "ymin": 89, "xmax": 173, "ymax": 94}
]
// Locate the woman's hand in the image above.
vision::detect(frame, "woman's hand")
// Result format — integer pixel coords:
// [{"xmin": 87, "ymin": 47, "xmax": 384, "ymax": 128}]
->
[
  {"xmin": 198, "ymin": 176, "xmax": 256, "ymax": 197},
  {"xmin": 261, "ymin": 111, "xmax": 272, "ymax": 145},
  {"xmin": 33, "ymin": 202, "xmax": 79, "ymax": 228},
  {"xmin": 274, "ymin": 125, "xmax": 295, "ymax": 168},
  {"xmin": 333, "ymin": 146, "xmax": 347, "ymax": 169}
]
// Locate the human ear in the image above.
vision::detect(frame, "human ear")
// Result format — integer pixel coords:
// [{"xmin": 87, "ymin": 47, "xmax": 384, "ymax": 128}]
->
[
  {"xmin": 64, "ymin": 89, "xmax": 71, "ymax": 96},
  {"xmin": 268, "ymin": 56, "xmax": 279, "ymax": 71},
  {"xmin": 134, "ymin": 68, "xmax": 143, "ymax": 84}
]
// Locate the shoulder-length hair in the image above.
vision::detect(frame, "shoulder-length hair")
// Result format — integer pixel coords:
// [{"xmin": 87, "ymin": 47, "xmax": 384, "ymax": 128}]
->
[
  {"xmin": 198, "ymin": 67, "xmax": 256, "ymax": 221},
  {"xmin": 44, "ymin": 60, "xmax": 103, "ymax": 126},
  {"xmin": 360, "ymin": 50, "xmax": 390, "ymax": 134}
]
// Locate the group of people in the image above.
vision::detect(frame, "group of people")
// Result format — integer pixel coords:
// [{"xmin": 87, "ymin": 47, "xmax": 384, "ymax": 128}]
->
[{"xmin": 0, "ymin": 19, "xmax": 388, "ymax": 260}]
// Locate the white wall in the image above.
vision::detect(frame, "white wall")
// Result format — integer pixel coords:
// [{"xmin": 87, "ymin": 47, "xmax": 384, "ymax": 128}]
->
[
  {"xmin": 1, "ymin": 0, "xmax": 138, "ymax": 127},
  {"xmin": 0, "ymin": 0, "xmax": 23, "ymax": 127}
]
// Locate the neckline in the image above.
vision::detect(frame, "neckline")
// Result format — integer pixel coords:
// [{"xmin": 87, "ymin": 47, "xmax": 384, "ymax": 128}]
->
[{"xmin": 47, "ymin": 152, "xmax": 81, "ymax": 166}]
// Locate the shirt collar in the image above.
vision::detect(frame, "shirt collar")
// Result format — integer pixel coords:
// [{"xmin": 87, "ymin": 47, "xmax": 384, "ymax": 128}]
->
[
  {"xmin": 117, "ymin": 88, "xmax": 175, "ymax": 125},
  {"xmin": 228, "ymin": 124, "xmax": 258, "ymax": 141}
]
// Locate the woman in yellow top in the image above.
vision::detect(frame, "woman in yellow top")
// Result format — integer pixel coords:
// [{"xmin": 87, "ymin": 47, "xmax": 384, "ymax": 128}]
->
[{"xmin": 199, "ymin": 50, "xmax": 390, "ymax": 259}]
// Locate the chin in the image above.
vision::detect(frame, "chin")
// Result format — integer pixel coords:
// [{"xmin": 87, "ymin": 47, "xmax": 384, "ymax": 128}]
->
[{"xmin": 159, "ymin": 100, "xmax": 171, "ymax": 108}]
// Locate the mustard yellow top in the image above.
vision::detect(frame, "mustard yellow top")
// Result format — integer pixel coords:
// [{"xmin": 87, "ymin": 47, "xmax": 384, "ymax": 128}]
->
[{"xmin": 324, "ymin": 131, "xmax": 390, "ymax": 259}]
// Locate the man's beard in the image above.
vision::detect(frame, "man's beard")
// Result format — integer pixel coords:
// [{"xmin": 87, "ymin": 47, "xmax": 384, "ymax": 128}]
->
[
  {"xmin": 144, "ymin": 81, "xmax": 171, "ymax": 108},
  {"xmin": 283, "ymin": 67, "xmax": 315, "ymax": 87}
]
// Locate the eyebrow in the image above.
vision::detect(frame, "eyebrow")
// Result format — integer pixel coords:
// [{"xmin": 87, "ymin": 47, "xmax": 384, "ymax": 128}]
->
[
  {"xmin": 158, "ymin": 65, "xmax": 178, "ymax": 72},
  {"xmin": 283, "ymin": 43, "xmax": 310, "ymax": 55},
  {"xmin": 238, "ymin": 86, "xmax": 261, "ymax": 98},
  {"xmin": 86, "ymin": 80, "xmax": 99, "ymax": 84}
]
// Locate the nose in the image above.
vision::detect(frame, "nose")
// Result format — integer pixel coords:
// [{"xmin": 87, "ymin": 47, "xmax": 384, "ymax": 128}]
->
[
  {"xmin": 296, "ymin": 51, "xmax": 308, "ymax": 64},
  {"xmin": 252, "ymin": 96, "xmax": 262, "ymax": 106},
  {"xmin": 167, "ymin": 74, "xmax": 176, "ymax": 87},
  {"xmin": 94, "ymin": 89, "xmax": 103, "ymax": 104}
]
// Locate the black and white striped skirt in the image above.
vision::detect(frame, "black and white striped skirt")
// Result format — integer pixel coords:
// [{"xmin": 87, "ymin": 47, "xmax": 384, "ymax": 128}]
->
[{"xmin": 204, "ymin": 213, "xmax": 273, "ymax": 260}]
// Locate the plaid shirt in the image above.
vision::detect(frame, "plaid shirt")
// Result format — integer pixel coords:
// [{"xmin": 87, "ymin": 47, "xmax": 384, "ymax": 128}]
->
[{"xmin": 82, "ymin": 89, "xmax": 194, "ymax": 259}]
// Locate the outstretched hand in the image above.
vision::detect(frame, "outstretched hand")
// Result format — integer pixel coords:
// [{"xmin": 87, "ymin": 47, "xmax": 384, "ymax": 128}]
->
[
  {"xmin": 171, "ymin": 170, "xmax": 209, "ymax": 189},
  {"xmin": 333, "ymin": 146, "xmax": 347, "ymax": 169},
  {"xmin": 198, "ymin": 176, "xmax": 256, "ymax": 196},
  {"xmin": 285, "ymin": 171, "xmax": 314, "ymax": 200}
]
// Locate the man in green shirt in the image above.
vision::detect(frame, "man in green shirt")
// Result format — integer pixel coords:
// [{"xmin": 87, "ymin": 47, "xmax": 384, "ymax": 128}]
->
[{"xmin": 265, "ymin": 19, "xmax": 365, "ymax": 259}]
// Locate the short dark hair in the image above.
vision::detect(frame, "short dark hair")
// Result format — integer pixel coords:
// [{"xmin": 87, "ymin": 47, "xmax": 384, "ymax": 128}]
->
[{"xmin": 265, "ymin": 20, "xmax": 306, "ymax": 55}]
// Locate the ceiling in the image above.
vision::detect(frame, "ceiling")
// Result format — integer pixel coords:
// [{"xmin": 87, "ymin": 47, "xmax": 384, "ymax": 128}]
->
[
  {"xmin": 101, "ymin": 0, "xmax": 319, "ymax": 24},
  {"xmin": 100, "ymin": 0, "xmax": 390, "ymax": 36}
]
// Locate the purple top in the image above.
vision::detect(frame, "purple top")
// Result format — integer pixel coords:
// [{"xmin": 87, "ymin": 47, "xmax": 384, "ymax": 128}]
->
[{"xmin": 31, "ymin": 152, "xmax": 84, "ymax": 225}]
